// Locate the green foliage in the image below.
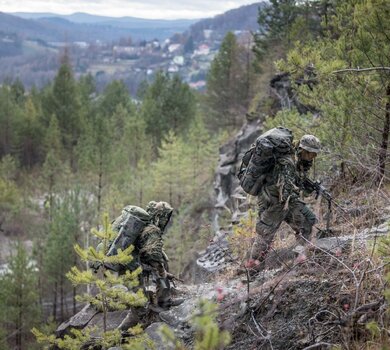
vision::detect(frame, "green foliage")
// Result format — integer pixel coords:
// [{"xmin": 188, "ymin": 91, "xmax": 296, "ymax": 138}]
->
[
  {"xmin": 274, "ymin": 0, "xmax": 390, "ymax": 182},
  {"xmin": 229, "ymin": 209, "xmax": 257, "ymax": 262},
  {"xmin": 264, "ymin": 109, "xmax": 314, "ymax": 139},
  {"xmin": 34, "ymin": 214, "xmax": 149, "ymax": 349},
  {"xmin": 206, "ymin": 32, "xmax": 253, "ymax": 130},
  {"xmin": 379, "ymin": 234, "xmax": 390, "ymax": 304},
  {"xmin": 0, "ymin": 176, "xmax": 20, "ymax": 214},
  {"xmin": 0, "ymin": 154, "xmax": 19, "ymax": 180},
  {"xmin": 0, "ymin": 157, "xmax": 22, "ymax": 232},
  {"xmin": 159, "ymin": 299, "xmax": 231, "ymax": 350},
  {"xmin": 67, "ymin": 214, "xmax": 147, "ymax": 311},
  {"xmin": 192, "ymin": 300, "xmax": 231, "ymax": 350},
  {"xmin": 0, "ymin": 84, "xmax": 23, "ymax": 159},
  {"xmin": 141, "ymin": 72, "xmax": 196, "ymax": 151},
  {"xmin": 46, "ymin": 54, "xmax": 84, "ymax": 165},
  {"xmin": 33, "ymin": 325, "xmax": 153, "ymax": 350},
  {"xmin": 0, "ymin": 242, "xmax": 40, "ymax": 349},
  {"xmin": 253, "ymin": 0, "xmax": 329, "ymax": 67},
  {"xmin": 98, "ymin": 80, "xmax": 133, "ymax": 117}
]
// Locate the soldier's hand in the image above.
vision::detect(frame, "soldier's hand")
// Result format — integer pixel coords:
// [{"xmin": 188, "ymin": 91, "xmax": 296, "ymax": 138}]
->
[{"xmin": 166, "ymin": 272, "xmax": 184, "ymax": 283}]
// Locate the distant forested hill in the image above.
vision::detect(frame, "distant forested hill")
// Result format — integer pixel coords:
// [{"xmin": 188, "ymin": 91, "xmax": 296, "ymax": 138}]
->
[
  {"xmin": 188, "ymin": 2, "xmax": 265, "ymax": 42},
  {"xmin": 0, "ymin": 12, "xmax": 198, "ymax": 42}
]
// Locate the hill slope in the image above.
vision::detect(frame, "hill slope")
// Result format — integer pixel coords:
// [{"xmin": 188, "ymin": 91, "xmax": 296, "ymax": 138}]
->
[{"xmin": 1, "ymin": 12, "xmax": 197, "ymax": 42}]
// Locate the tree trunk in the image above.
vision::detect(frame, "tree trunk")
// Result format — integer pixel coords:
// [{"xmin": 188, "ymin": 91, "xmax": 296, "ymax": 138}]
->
[
  {"xmin": 97, "ymin": 151, "xmax": 103, "ymax": 215},
  {"xmin": 52, "ymin": 281, "xmax": 57, "ymax": 319},
  {"xmin": 60, "ymin": 276, "xmax": 64, "ymax": 321},
  {"xmin": 16, "ymin": 293, "xmax": 22, "ymax": 350},
  {"xmin": 376, "ymin": 84, "xmax": 390, "ymax": 185}
]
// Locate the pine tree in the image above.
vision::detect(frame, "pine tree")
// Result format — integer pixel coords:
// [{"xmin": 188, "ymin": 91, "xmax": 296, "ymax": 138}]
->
[
  {"xmin": 0, "ymin": 242, "xmax": 40, "ymax": 350},
  {"xmin": 206, "ymin": 32, "xmax": 252, "ymax": 130},
  {"xmin": 47, "ymin": 52, "xmax": 84, "ymax": 169},
  {"xmin": 42, "ymin": 114, "xmax": 65, "ymax": 220},
  {"xmin": 152, "ymin": 131, "xmax": 190, "ymax": 207},
  {"xmin": 33, "ymin": 214, "xmax": 150, "ymax": 350},
  {"xmin": 42, "ymin": 193, "xmax": 81, "ymax": 321},
  {"xmin": 253, "ymin": 0, "xmax": 328, "ymax": 67},
  {"xmin": 99, "ymin": 80, "xmax": 132, "ymax": 118},
  {"xmin": 185, "ymin": 116, "xmax": 219, "ymax": 192},
  {"xmin": 141, "ymin": 72, "xmax": 196, "ymax": 152},
  {"xmin": 0, "ymin": 84, "xmax": 22, "ymax": 158},
  {"xmin": 276, "ymin": 0, "xmax": 390, "ymax": 184},
  {"xmin": 17, "ymin": 97, "xmax": 44, "ymax": 168}
]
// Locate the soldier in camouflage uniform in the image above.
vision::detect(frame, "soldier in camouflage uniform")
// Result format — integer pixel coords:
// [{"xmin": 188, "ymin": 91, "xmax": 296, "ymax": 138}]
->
[
  {"xmin": 111, "ymin": 201, "xmax": 183, "ymax": 309},
  {"xmin": 251, "ymin": 134, "xmax": 321, "ymax": 262},
  {"xmin": 141, "ymin": 201, "xmax": 183, "ymax": 308}
]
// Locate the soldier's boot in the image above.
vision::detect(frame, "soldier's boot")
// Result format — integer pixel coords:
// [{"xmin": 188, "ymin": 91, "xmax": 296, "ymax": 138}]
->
[
  {"xmin": 240, "ymin": 236, "xmax": 271, "ymax": 278},
  {"xmin": 156, "ymin": 278, "xmax": 184, "ymax": 309}
]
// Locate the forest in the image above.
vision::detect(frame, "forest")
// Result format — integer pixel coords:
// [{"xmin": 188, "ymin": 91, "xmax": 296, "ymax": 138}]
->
[{"xmin": 0, "ymin": 0, "xmax": 389, "ymax": 349}]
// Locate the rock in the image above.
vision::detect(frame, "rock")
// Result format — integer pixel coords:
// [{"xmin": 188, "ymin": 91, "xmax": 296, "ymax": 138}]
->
[
  {"xmin": 87, "ymin": 310, "xmax": 130, "ymax": 337},
  {"xmin": 200, "ymin": 119, "xmax": 261, "ymax": 272},
  {"xmin": 159, "ymin": 299, "xmax": 195, "ymax": 328},
  {"xmin": 196, "ymin": 236, "xmax": 232, "ymax": 272},
  {"xmin": 56, "ymin": 303, "xmax": 99, "ymax": 337},
  {"xmin": 144, "ymin": 322, "xmax": 178, "ymax": 350}
]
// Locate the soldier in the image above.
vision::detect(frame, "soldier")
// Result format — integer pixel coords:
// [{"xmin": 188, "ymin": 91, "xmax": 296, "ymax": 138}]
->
[
  {"xmin": 251, "ymin": 134, "xmax": 321, "ymax": 265},
  {"xmin": 141, "ymin": 201, "xmax": 184, "ymax": 308},
  {"xmin": 99, "ymin": 201, "xmax": 183, "ymax": 309}
]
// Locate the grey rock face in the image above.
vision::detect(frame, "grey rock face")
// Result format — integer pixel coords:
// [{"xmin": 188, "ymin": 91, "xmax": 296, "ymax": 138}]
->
[
  {"xmin": 214, "ymin": 119, "xmax": 261, "ymax": 213},
  {"xmin": 198, "ymin": 119, "xmax": 261, "ymax": 272},
  {"xmin": 56, "ymin": 303, "xmax": 99, "ymax": 337}
]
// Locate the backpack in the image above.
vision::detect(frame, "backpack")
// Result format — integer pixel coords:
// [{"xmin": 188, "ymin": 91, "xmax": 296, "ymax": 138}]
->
[
  {"xmin": 106, "ymin": 205, "xmax": 152, "ymax": 257},
  {"xmin": 238, "ymin": 126, "xmax": 294, "ymax": 196}
]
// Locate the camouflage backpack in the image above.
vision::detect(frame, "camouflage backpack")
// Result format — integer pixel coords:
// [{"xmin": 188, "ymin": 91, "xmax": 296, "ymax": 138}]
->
[
  {"xmin": 238, "ymin": 126, "xmax": 294, "ymax": 196},
  {"xmin": 106, "ymin": 205, "xmax": 152, "ymax": 257}
]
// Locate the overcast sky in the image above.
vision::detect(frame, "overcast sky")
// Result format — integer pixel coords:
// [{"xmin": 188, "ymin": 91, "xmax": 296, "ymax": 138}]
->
[{"xmin": 0, "ymin": 0, "xmax": 261, "ymax": 19}]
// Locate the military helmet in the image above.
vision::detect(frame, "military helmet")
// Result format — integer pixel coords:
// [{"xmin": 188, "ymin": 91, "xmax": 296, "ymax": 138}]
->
[
  {"xmin": 298, "ymin": 135, "xmax": 321, "ymax": 154},
  {"xmin": 146, "ymin": 201, "xmax": 173, "ymax": 232}
]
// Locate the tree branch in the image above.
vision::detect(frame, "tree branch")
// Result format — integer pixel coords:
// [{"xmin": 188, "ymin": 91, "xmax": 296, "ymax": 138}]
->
[{"xmin": 332, "ymin": 67, "xmax": 390, "ymax": 74}]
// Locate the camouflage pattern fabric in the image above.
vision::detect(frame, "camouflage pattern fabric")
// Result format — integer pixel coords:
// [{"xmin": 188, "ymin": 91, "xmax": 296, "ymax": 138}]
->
[
  {"xmin": 146, "ymin": 201, "xmax": 173, "ymax": 232},
  {"xmin": 138, "ymin": 224, "xmax": 165, "ymax": 265},
  {"xmin": 253, "ymin": 153, "xmax": 317, "ymax": 259},
  {"xmin": 106, "ymin": 201, "xmax": 177, "ymax": 306}
]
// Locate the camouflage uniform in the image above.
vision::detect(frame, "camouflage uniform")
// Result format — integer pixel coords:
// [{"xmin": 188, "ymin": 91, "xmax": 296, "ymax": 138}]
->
[
  {"xmin": 112, "ymin": 201, "xmax": 179, "ymax": 307},
  {"xmin": 143, "ymin": 201, "xmax": 174, "ymax": 306},
  {"xmin": 253, "ymin": 135, "xmax": 321, "ymax": 260}
]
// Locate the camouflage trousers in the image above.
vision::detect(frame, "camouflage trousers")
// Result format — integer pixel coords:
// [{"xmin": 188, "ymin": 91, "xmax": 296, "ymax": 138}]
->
[
  {"xmin": 252, "ymin": 198, "xmax": 317, "ymax": 260},
  {"xmin": 148, "ymin": 261, "xmax": 171, "ymax": 305}
]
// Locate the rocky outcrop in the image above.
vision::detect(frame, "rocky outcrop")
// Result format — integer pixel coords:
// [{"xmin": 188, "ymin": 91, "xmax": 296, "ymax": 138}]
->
[
  {"xmin": 56, "ymin": 216, "xmax": 389, "ymax": 349},
  {"xmin": 196, "ymin": 118, "xmax": 262, "ymax": 272}
]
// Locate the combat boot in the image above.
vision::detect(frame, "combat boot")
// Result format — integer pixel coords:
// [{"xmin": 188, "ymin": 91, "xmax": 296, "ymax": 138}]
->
[
  {"xmin": 158, "ymin": 297, "xmax": 185, "ymax": 309},
  {"xmin": 155, "ymin": 277, "xmax": 185, "ymax": 309}
]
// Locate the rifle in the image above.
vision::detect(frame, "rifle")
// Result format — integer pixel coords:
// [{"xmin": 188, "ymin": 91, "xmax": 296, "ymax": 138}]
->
[{"xmin": 302, "ymin": 177, "xmax": 347, "ymax": 233}]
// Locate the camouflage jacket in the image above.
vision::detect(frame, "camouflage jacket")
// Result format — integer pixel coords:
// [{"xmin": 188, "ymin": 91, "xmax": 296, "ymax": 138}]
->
[
  {"xmin": 259, "ymin": 154, "xmax": 312, "ymax": 205},
  {"xmin": 137, "ymin": 224, "xmax": 165, "ymax": 265}
]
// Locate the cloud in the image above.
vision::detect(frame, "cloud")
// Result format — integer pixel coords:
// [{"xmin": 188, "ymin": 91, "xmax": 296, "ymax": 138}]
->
[{"xmin": 0, "ymin": 0, "xmax": 260, "ymax": 19}]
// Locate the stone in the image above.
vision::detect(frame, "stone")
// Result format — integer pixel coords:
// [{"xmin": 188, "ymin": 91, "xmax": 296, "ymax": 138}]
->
[
  {"xmin": 56, "ymin": 303, "xmax": 99, "ymax": 337},
  {"xmin": 87, "ymin": 309, "xmax": 130, "ymax": 337},
  {"xmin": 144, "ymin": 322, "xmax": 177, "ymax": 350}
]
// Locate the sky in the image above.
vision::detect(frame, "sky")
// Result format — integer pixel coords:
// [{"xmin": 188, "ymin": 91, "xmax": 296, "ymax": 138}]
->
[{"xmin": 0, "ymin": 0, "xmax": 261, "ymax": 19}]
